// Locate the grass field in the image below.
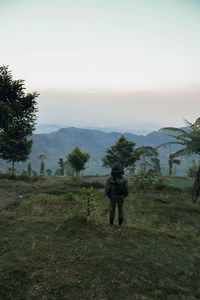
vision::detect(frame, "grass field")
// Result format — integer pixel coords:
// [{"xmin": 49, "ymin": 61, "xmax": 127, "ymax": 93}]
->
[{"xmin": 0, "ymin": 176, "xmax": 200, "ymax": 299}]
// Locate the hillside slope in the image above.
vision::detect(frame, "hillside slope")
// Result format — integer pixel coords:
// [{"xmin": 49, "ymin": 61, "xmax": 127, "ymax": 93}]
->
[{"xmin": 0, "ymin": 177, "xmax": 200, "ymax": 299}]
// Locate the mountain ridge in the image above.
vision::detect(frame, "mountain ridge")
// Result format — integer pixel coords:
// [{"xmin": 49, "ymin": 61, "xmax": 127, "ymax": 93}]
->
[{"xmin": 0, "ymin": 126, "xmax": 194, "ymax": 175}]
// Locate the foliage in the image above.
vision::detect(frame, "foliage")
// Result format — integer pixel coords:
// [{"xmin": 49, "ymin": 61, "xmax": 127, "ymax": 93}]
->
[
  {"xmin": 154, "ymin": 178, "xmax": 170, "ymax": 191},
  {"xmin": 80, "ymin": 187, "xmax": 99, "ymax": 217},
  {"xmin": 63, "ymin": 192, "xmax": 76, "ymax": 201},
  {"xmin": 102, "ymin": 135, "xmax": 142, "ymax": 171},
  {"xmin": 54, "ymin": 168, "xmax": 61, "ymax": 176},
  {"xmin": 138, "ymin": 146, "xmax": 161, "ymax": 174},
  {"xmin": 187, "ymin": 160, "xmax": 198, "ymax": 178},
  {"xmin": 66, "ymin": 147, "xmax": 90, "ymax": 176},
  {"xmin": 158, "ymin": 118, "xmax": 200, "ymax": 202},
  {"xmin": 0, "ymin": 66, "xmax": 39, "ymax": 175},
  {"xmin": 58, "ymin": 158, "xmax": 65, "ymax": 176},
  {"xmin": 38, "ymin": 154, "xmax": 47, "ymax": 176},
  {"xmin": 130, "ymin": 172, "xmax": 155, "ymax": 189},
  {"xmin": 21, "ymin": 169, "xmax": 28, "ymax": 176},
  {"xmin": 168, "ymin": 153, "xmax": 181, "ymax": 175},
  {"xmin": 46, "ymin": 169, "xmax": 53, "ymax": 176},
  {"xmin": 192, "ymin": 163, "xmax": 200, "ymax": 204},
  {"xmin": 0, "ymin": 131, "xmax": 32, "ymax": 175},
  {"xmin": 27, "ymin": 161, "xmax": 32, "ymax": 176},
  {"xmin": 158, "ymin": 117, "xmax": 200, "ymax": 157},
  {"xmin": 40, "ymin": 161, "xmax": 45, "ymax": 176}
]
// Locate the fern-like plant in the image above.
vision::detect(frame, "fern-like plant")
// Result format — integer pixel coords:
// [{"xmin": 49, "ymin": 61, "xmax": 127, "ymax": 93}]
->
[{"xmin": 158, "ymin": 118, "xmax": 200, "ymax": 202}]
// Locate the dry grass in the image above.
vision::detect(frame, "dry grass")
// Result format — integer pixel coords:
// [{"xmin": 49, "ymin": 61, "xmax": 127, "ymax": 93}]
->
[{"xmin": 0, "ymin": 176, "xmax": 200, "ymax": 299}]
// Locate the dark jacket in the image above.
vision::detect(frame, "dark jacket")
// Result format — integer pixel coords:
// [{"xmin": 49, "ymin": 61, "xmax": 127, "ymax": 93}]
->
[{"xmin": 105, "ymin": 175, "xmax": 129, "ymax": 199}]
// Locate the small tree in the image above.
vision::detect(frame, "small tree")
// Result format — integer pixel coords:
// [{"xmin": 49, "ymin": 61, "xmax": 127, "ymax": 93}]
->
[
  {"xmin": 54, "ymin": 168, "xmax": 61, "ymax": 176},
  {"xmin": 64, "ymin": 162, "xmax": 75, "ymax": 176},
  {"xmin": 80, "ymin": 187, "xmax": 99, "ymax": 217},
  {"xmin": 27, "ymin": 161, "xmax": 32, "ymax": 176},
  {"xmin": 168, "ymin": 153, "xmax": 181, "ymax": 175},
  {"xmin": 38, "ymin": 154, "xmax": 47, "ymax": 176},
  {"xmin": 66, "ymin": 147, "xmax": 90, "ymax": 176},
  {"xmin": 46, "ymin": 169, "xmax": 53, "ymax": 176},
  {"xmin": 102, "ymin": 135, "xmax": 142, "ymax": 171},
  {"xmin": 139, "ymin": 146, "xmax": 161, "ymax": 174},
  {"xmin": 58, "ymin": 158, "xmax": 65, "ymax": 176},
  {"xmin": 0, "ymin": 66, "xmax": 39, "ymax": 176},
  {"xmin": 0, "ymin": 131, "xmax": 32, "ymax": 176}
]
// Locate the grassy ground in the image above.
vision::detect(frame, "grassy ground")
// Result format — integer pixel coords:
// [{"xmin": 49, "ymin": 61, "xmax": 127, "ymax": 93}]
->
[
  {"xmin": 0, "ymin": 176, "xmax": 200, "ymax": 299},
  {"xmin": 164, "ymin": 176, "xmax": 194, "ymax": 187}
]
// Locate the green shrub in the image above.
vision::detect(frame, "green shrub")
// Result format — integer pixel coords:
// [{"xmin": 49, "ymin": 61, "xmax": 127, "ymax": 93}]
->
[
  {"xmin": 154, "ymin": 178, "xmax": 183, "ymax": 193},
  {"xmin": 63, "ymin": 192, "xmax": 75, "ymax": 201},
  {"xmin": 130, "ymin": 172, "xmax": 155, "ymax": 189},
  {"xmin": 154, "ymin": 178, "xmax": 170, "ymax": 191},
  {"xmin": 79, "ymin": 187, "xmax": 99, "ymax": 217},
  {"xmin": 80, "ymin": 181, "xmax": 104, "ymax": 189},
  {"xmin": 70, "ymin": 176, "xmax": 81, "ymax": 183}
]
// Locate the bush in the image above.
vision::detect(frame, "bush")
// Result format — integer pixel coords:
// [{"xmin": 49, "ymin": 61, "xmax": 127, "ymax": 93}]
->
[
  {"xmin": 154, "ymin": 178, "xmax": 170, "ymax": 191},
  {"xmin": 63, "ymin": 192, "xmax": 75, "ymax": 201},
  {"xmin": 130, "ymin": 172, "xmax": 155, "ymax": 189},
  {"xmin": 80, "ymin": 181, "xmax": 104, "ymax": 189},
  {"xmin": 154, "ymin": 178, "xmax": 183, "ymax": 193}
]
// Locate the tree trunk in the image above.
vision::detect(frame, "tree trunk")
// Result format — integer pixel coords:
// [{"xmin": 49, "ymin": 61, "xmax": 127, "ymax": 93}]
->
[
  {"xmin": 12, "ymin": 160, "xmax": 15, "ymax": 176},
  {"xmin": 169, "ymin": 161, "xmax": 172, "ymax": 175},
  {"xmin": 192, "ymin": 160, "xmax": 200, "ymax": 203}
]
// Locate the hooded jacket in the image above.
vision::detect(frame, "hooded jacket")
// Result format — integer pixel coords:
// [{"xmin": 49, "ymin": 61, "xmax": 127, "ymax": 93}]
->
[{"xmin": 105, "ymin": 174, "xmax": 129, "ymax": 199}]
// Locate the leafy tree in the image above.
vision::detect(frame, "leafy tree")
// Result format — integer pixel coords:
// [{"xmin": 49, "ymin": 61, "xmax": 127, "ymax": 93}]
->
[
  {"xmin": 66, "ymin": 147, "xmax": 90, "ymax": 176},
  {"xmin": 168, "ymin": 153, "xmax": 181, "ymax": 175},
  {"xmin": 0, "ymin": 131, "xmax": 32, "ymax": 175},
  {"xmin": 139, "ymin": 146, "xmax": 161, "ymax": 174},
  {"xmin": 158, "ymin": 118, "xmax": 200, "ymax": 202},
  {"xmin": 40, "ymin": 161, "xmax": 45, "ymax": 176},
  {"xmin": 158, "ymin": 118, "xmax": 200, "ymax": 157},
  {"xmin": 58, "ymin": 158, "xmax": 65, "ymax": 176},
  {"xmin": 27, "ymin": 161, "xmax": 32, "ymax": 176},
  {"xmin": 46, "ymin": 169, "xmax": 53, "ymax": 176},
  {"xmin": 64, "ymin": 162, "xmax": 75, "ymax": 176},
  {"xmin": 21, "ymin": 169, "xmax": 28, "ymax": 176},
  {"xmin": 151, "ymin": 157, "xmax": 161, "ymax": 175},
  {"xmin": 38, "ymin": 154, "xmax": 47, "ymax": 176},
  {"xmin": 54, "ymin": 168, "xmax": 62, "ymax": 176},
  {"xmin": 192, "ymin": 162, "xmax": 200, "ymax": 203},
  {"xmin": 7, "ymin": 166, "xmax": 16, "ymax": 175},
  {"xmin": 0, "ymin": 66, "xmax": 39, "ymax": 175},
  {"xmin": 102, "ymin": 135, "xmax": 142, "ymax": 171},
  {"xmin": 187, "ymin": 160, "xmax": 198, "ymax": 178}
]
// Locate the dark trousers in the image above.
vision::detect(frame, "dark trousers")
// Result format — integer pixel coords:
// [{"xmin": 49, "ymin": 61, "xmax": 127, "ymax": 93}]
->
[{"xmin": 109, "ymin": 198, "xmax": 124, "ymax": 220}]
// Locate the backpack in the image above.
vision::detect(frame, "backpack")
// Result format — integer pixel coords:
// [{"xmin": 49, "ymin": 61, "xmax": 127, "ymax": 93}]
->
[{"xmin": 112, "ymin": 176, "xmax": 126, "ymax": 196}]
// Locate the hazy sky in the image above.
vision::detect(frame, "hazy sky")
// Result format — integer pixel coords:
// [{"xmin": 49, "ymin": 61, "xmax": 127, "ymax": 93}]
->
[{"xmin": 1, "ymin": 0, "xmax": 200, "ymax": 132}]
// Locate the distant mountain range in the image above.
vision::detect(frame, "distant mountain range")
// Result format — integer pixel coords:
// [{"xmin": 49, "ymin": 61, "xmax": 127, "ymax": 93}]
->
[
  {"xmin": 35, "ymin": 124, "xmax": 154, "ymax": 135},
  {"xmin": 0, "ymin": 126, "xmax": 196, "ymax": 175}
]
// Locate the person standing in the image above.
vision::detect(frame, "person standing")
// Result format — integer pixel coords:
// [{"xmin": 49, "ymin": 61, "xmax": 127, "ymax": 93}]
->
[{"xmin": 105, "ymin": 163, "xmax": 129, "ymax": 228}]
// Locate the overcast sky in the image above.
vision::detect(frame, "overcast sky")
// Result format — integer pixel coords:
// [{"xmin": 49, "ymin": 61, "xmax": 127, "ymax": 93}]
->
[{"xmin": 1, "ymin": 0, "xmax": 200, "ymax": 132}]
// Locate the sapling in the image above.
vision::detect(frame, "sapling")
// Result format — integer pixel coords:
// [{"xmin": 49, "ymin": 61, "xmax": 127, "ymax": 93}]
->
[{"xmin": 80, "ymin": 187, "xmax": 99, "ymax": 217}]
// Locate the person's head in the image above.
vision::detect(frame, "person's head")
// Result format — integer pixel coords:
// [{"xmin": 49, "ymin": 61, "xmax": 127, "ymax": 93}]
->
[{"xmin": 111, "ymin": 163, "xmax": 124, "ymax": 178}]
